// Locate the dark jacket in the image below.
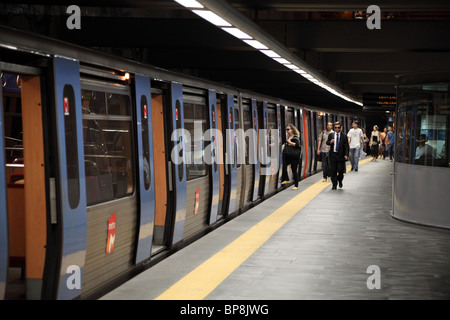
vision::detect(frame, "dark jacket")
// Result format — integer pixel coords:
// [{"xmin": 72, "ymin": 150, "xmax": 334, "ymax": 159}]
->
[{"xmin": 326, "ymin": 132, "xmax": 349, "ymax": 161}]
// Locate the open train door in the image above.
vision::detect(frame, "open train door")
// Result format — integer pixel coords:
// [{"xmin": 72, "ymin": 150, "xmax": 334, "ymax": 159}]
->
[
  {"xmin": 0, "ymin": 71, "xmax": 8, "ymax": 300},
  {"xmin": 53, "ymin": 57, "xmax": 88, "ymax": 300},
  {"xmin": 134, "ymin": 74, "xmax": 156, "ymax": 264}
]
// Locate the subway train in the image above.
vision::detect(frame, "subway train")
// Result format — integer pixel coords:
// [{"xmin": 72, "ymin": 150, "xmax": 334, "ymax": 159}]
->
[{"xmin": 0, "ymin": 26, "xmax": 364, "ymax": 300}]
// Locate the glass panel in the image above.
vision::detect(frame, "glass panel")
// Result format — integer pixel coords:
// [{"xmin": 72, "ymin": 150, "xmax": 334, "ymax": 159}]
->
[
  {"xmin": 82, "ymin": 89, "xmax": 135, "ymax": 205},
  {"xmin": 63, "ymin": 85, "xmax": 80, "ymax": 209},
  {"xmin": 397, "ymin": 83, "xmax": 449, "ymax": 167},
  {"xmin": 81, "ymin": 90, "xmax": 106, "ymax": 115},
  {"xmin": 107, "ymin": 93, "xmax": 131, "ymax": 116},
  {"xmin": 141, "ymin": 95, "xmax": 151, "ymax": 190},
  {"xmin": 184, "ymin": 102, "xmax": 207, "ymax": 180}
]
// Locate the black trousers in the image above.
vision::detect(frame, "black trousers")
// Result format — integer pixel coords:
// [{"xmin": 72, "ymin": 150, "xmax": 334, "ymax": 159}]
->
[
  {"xmin": 281, "ymin": 157, "xmax": 299, "ymax": 187},
  {"xmin": 329, "ymin": 152, "xmax": 345, "ymax": 187}
]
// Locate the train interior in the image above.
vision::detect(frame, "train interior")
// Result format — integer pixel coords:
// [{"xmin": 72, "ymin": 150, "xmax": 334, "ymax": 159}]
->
[{"xmin": 2, "ymin": 72, "xmax": 47, "ymax": 299}]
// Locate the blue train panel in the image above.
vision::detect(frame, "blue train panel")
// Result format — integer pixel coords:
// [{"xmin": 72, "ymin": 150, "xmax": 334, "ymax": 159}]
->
[
  {"xmin": 170, "ymin": 82, "xmax": 187, "ymax": 245},
  {"xmin": 134, "ymin": 74, "xmax": 156, "ymax": 264},
  {"xmin": 261, "ymin": 101, "xmax": 270, "ymax": 196},
  {"xmin": 207, "ymin": 90, "xmax": 220, "ymax": 225},
  {"xmin": 276, "ymin": 104, "xmax": 283, "ymax": 189},
  {"xmin": 226, "ymin": 94, "xmax": 237, "ymax": 215},
  {"xmin": 251, "ymin": 99, "xmax": 260, "ymax": 201},
  {"xmin": 53, "ymin": 56, "xmax": 88, "ymax": 300}
]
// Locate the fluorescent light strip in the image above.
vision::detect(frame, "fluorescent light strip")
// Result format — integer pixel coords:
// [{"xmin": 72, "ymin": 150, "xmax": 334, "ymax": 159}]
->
[
  {"xmin": 174, "ymin": 0, "xmax": 204, "ymax": 8},
  {"xmin": 192, "ymin": 10, "xmax": 232, "ymax": 27},
  {"xmin": 175, "ymin": 1, "xmax": 363, "ymax": 106},
  {"xmin": 259, "ymin": 50, "xmax": 280, "ymax": 58},
  {"xmin": 222, "ymin": 27, "xmax": 252, "ymax": 39},
  {"xmin": 285, "ymin": 64, "xmax": 300, "ymax": 70},
  {"xmin": 273, "ymin": 57, "xmax": 290, "ymax": 64},
  {"xmin": 243, "ymin": 39, "xmax": 268, "ymax": 50}
]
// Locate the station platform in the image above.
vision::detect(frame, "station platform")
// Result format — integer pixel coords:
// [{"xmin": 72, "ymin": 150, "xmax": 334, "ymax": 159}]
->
[{"xmin": 101, "ymin": 157, "xmax": 450, "ymax": 301}]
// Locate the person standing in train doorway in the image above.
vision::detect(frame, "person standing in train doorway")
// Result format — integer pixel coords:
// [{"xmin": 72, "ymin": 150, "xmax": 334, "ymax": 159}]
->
[
  {"xmin": 347, "ymin": 121, "xmax": 364, "ymax": 171},
  {"xmin": 326, "ymin": 122, "xmax": 349, "ymax": 189},
  {"xmin": 317, "ymin": 121, "xmax": 333, "ymax": 181},
  {"xmin": 281, "ymin": 124, "xmax": 301, "ymax": 190}
]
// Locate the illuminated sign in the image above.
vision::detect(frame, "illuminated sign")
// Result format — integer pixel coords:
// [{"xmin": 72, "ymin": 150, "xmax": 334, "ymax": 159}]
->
[{"xmin": 363, "ymin": 94, "xmax": 397, "ymax": 108}]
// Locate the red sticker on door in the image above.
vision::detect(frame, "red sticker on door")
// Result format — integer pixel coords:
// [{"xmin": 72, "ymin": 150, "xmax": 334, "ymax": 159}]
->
[
  {"xmin": 64, "ymin": 97, "xmax": 69, "ymax": 116},
  {"xmin": 106, "ymin": 213, "xmax": 116, "ymax": 254},
  {"xmin": 194, "ymin": 187, "xmax": 200, "ymax": 215}
]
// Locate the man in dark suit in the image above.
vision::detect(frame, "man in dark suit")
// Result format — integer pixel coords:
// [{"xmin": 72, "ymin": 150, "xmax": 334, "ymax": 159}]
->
[{"xmin": 326, "ymin": 122, "xmax": 349, "ymax": 189}]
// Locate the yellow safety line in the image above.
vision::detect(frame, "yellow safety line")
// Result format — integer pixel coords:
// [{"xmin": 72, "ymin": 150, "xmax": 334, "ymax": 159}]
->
[{"xmin": 155, "ymin": 156, "xmax": 373, "ymax": 300}]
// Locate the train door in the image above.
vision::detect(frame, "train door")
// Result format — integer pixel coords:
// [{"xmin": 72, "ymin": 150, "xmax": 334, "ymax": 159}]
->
[
  {"xmin": 224, "ymin": 94, "xmax": 238, "ymax": 216},
  {"xmin": 266, "ymin": 105, "xmax": 278, "ymax": 194},
  {"xmin": 150, "ymin": 88, "xmax": 169, "ymax": 254},
  {"xmin": 134, "ymin": 74, "xmax": 156, "ymax": 264},
  {"xmin": 168, "ymin": 82, "xmax": 187, "ymax": 245},
  {"xmin": 242, "ymin": 100, "xmax": 254, "ymax": 207},
  {"xmin": 180, "ymin": 88, "xmax": 211, "ymax": 240},
  {"xmin": 275, "ymin": 104, "xmax": 282, "ymax": 190},
  {"xmin": 311, "ymin": 111, "xmax": 318, "ymax": 173},
  {"xmin": 53, "ymin": 57, "xmax": 88, "ymax": 300},
  {"xmin": 207, "ymin": 90, "xmax": 220, "ymax": 225},
  {"xmin": 250, "ymin": 99, "xmax": 260, "ymax": 202},
  {"xmin": 260, "ymin": 101, "xmax": 270, "ymax": 197},
  {"xmin": 215, "ymin": 98, "xmax": 226, "ymax": 220},
  {"xmin": 235, "ymin": 101, "xmax": 245, "ymax": 212},
  {"xmin": 1, "ymin": 69, "xmax": 48, "ymax": 299},
  {"xmin": 316, "ymin": 113, "xmax": 324, "ymax": 173}
]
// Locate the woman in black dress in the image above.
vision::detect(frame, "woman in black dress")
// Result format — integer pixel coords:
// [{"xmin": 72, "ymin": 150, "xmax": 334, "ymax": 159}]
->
[
  {"xmin": 370, "ymin": 125, "xmax": 380, "ymax": 161},
  {"xmin": 281, "ymin": 124, "xmax": 301, "ymax": 190}
]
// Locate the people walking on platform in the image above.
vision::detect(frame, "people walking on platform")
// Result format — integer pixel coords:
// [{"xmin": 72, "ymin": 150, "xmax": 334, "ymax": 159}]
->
[
  {"xmin": 347, "ymin": 120, "xmax": 364, "ymax": 171},
  {"xmin": 326, "ymin": 122, "xmax": 349, "ymax": 189},
  {"xmin": 380, "ymin": 127, "xmax": 388, "ymax": 159},
  {"xmin": 317, "ymin": 121, "xmax": 333, "ymax": 181},
  {"xmin": 370, "ymin": 125, "xmax": 380, "ymax": 161},
  {"xmin": 386, "ymin": 126, "xmax": 395, "ymax": 161},
  {"xmin": 361, "ymin": 127, "xmax": 369, "ymax": 154},
  {"xmin": 281, "ymin": 124, "xmax": 301, "ymax": 190}
]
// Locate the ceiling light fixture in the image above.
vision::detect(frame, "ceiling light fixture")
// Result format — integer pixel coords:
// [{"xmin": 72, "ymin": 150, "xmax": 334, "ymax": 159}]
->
[
  {"xmin": 174, "ymin": 0, "xmax": 363, "ymax": 107},
  {"xmin": 174, "ymin": 0, "xmax": 204, "ymax": 8},
  {"xmin": 243, "ymin": 39, "xmax": 268, "ymax": 50},
  {"xmin": 192, "ymin": 10, "xmax": 232, "ymax": 26},
  {"xmin": 222, "ymin": 27, "xmax": 252, "ymax": 39}
]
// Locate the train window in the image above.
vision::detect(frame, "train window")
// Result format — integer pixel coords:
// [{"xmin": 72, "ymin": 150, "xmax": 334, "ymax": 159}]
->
[
  {"xmin": 81, "ymin": 90, "xmax": 106, "ymax": 115},
  {"xmin": 81, "ymin": 89, "xmax": 135, "ymax": 206},
  {"xmin": 141, "ymin": 95, "xmax": 151, "ymax": 190},
  {"xmin": 2, "ymin": 91, "xmax": 23, "ymax": 164},
  {"xmin": 184, "ymin": 101, "xmax": 207, "ymax": 180},
  {"xmin": 397, "ymin": 83, "xmax": 449, "ymax": 168},
  {"xmin": 107, "ymin": 93, "xmax": 131, "ymax": 116},
  {"xmin": 175, "ymin": 100, "xmax": 184, "ymax": 182},
  {"xmin": 63, "ymin": 85, "xmax": 81, "ymax": 209},
  {"xmin": 267, "ymin": 109, "xmax": 277, "ymax": 159}
]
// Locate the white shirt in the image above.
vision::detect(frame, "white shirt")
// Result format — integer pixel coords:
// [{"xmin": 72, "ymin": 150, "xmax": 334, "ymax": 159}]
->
[
  {"xmin": 415, "ymin": 144, "xmax": 436, "ymax": 159},
  {"xmin": 347, "ymin": 128, "xmax": 363, "ymax": 149}
]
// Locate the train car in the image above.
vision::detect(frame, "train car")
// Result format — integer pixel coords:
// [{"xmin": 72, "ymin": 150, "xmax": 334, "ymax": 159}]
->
[{"xmin": 0, "ymin": 26, "xmax": 363, "ymax": 300}]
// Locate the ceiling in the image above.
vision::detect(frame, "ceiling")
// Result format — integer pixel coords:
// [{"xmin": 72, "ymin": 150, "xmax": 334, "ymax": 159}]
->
[{"xmin": 1, "ymin": 0, "xmax": 450, "ymax": 114}]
